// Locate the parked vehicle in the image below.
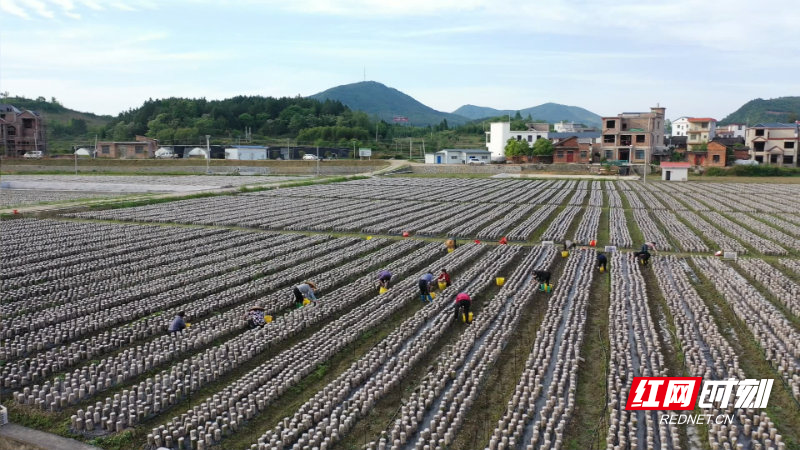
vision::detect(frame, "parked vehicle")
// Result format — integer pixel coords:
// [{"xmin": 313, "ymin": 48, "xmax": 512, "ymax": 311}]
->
[
  {"xmin": 466, "ymin": 156, "xmax": 486, "ymax": 165},
  {"xmin": 302, "ymin": 154, "xmax": 319, "ymax": 160},
  {"xmin": 23, "ymin": 151, "xmax": 43, "ymax": 159}
]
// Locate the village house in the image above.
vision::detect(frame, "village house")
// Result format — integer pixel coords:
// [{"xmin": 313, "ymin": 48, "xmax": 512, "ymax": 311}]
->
[
  {"xmin": 686, "ymin": 118, "xmax": 717, "ymax": 151},
  {"xmin": 485, "ymin": 122, "xmax": 549, "ymax": 162},
  {"xmin": 552, "ymin": 136, "xmax": 593, "ymax": 163},
  {"xmin": 0, "ymin": 103, "xmax": 46, "ymax": 157},
  {"xmin": 96, "ymin": 135, "xmax": 159, "ymax": 159},
  {"xmin": 600, "ymin": 106, "xmax": 667, "ymax": 163},
  {"xmin": 745, "ymin": 122, "xmax": 799, "ymax": 166}
]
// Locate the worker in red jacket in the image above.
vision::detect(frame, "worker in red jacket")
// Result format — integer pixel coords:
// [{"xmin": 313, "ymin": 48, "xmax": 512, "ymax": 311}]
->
[
  {"xmin": 454, "ymin": 292, "xmax": 472, "ymax": 323},
  {"xmin": 437, "ymin": 268, "xmax": 451, "ymax": 287}
]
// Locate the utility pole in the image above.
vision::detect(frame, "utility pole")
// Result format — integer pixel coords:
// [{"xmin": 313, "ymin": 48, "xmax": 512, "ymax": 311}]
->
[
  {"xmin": 205, "ymin": 135, "xmax": 211, "ymax": 174},
  {"xmin": 409, "ymin": 139, "xmax": 412, "ymax": 160}
]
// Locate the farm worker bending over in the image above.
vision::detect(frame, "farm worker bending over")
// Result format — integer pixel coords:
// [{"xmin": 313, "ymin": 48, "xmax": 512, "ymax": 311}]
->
[
  {"xmin": 634, "ymin": 242, "xmax": 655, "ymax": 266},
  {"xmin": 533, "ymin": 270, "xmax": 551, "ymax": 285},
  {"xmin": 419, "ymin": 272, "xmax": 434, "ymax": 303},
  {"xmin": 454, "ymin": 292, "xmax": 472, "ymax": 323},
  {"xmin": 596, "ymin": 252, "xmax": 607, "ymax": 271},
  {"xmin": 640, "ymin": 242, "xmax": 657, "ymax": 255},
  {"xmin": 168, "ymin": 311, "xmax": 187, "ymax": 333},
  {"xmin": 563, "ymin": 240, "xmax": 576, "ymax": 252},
  {"xmin": 293, "ymin": 281, "xmax": 317, "ymax": 308},
  {"xmin": 637, "ymin": 251, "xmax": 651, "ymax": 266},
  {"xmin": 438, "ymin": 268, "xmax": 451, "ymax": 287},
  {"xmin": 244, "ymin": 305, "xmax": 266, "ymax": 329},
  {"xmin": 377, "ymin": 269, "xmax": 392, "ymax": 290}
]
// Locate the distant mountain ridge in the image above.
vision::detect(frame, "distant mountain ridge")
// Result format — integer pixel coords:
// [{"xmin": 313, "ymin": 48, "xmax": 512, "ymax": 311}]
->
[
  {"xmin": 720, "ymin": 96, "xmax": 800, "ymax": 125},
  {"xmin": 308, "ymin": 81, "xmax": 469, "ymax": 126},
  {"xmin": 452, "ymin": 103, "xmax": 602, "ymax": 127}
]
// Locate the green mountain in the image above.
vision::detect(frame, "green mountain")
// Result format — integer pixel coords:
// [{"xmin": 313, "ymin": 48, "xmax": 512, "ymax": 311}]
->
[
  {"xmin": 720, "ymin": 97, "xmax": 800, "ymax": 125},
  {"xmin": 453, "ymin": 103, "xmax": 602, "ymax": 127},
  {"xmin": 308, "ymin": 81, "xmax": 469, "ymax": 126}
]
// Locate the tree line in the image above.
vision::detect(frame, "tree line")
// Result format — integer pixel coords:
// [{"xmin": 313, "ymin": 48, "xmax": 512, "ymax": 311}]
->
[{"xmin": 6, "ymin": 94, "xmax": 559, "ymax": 155}]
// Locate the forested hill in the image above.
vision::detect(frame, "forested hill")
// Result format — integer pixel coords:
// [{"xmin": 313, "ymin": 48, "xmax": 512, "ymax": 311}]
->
[
  {"xmin": 308, "ymin": 81, "xmax": 469, "ymax": 126},
  {"xmin": 720, "ymin": 96, "xmax": 800, "ymax": 125},
  {"xmin": 105, "ymin": 95, "xmax": 377, "ymax": 144}
]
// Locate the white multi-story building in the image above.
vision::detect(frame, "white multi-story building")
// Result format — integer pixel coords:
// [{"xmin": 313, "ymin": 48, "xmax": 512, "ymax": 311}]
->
[
  {"xmin": 485, "ymin": 122, "xmax": 549, "ymax": 162},
  {"xmin": 671, "ymin": 117, "xmax": 690, "ymax": 136},
  {"xmin": 716, "ymin": 123, "xmax": 746, "ymax": 139}
]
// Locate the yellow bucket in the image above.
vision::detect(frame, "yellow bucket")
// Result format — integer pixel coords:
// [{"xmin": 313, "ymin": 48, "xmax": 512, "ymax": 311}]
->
[
  {"xmin": 264, "ymin": 315, "xmax": 273, "ymax": 323},
  {"xmin": 561, "ymin": 251, "xmax": 569, "ymax": 258},
  {"xmin": 303, "ymin": 298, "xmax": 311, "ymax": 305},
  {"xmin": 430, "ymin": 292, "xmax": 436, "ymax": 299},
  {"xmin": 366, "ymin": 236, "xmax": 373, "ymax": 240},
  {"xmin": 438, "ymin": 281, "xmax": 447, "ymax": 290},
  {"xmin": 379, "ymin": 286, "xmax": 388, "ymax": 294},
  {"xmin": 496, "ymin": 277, "xmax": 505, "ymax": 286},
  {"xmin": 447, "ymin": 248, "xmax": 454, "ymax": 253},
  {"xmin": 599, "ymin": 266, "xmax": 605, "ymax": 273}
]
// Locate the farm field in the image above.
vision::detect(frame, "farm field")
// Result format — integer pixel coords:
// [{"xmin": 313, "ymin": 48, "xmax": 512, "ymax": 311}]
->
[{"xmin": 1, "ymin": 176, "xmax": 800, "ymax": 450}]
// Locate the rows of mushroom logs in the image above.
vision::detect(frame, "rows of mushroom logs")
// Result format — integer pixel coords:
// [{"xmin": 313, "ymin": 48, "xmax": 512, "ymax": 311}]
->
[
  {"xmin": 487, "ymin": 249, "xmax": 595, "ymax": 450},
  {"xmin": 6, "ymin": 239, "xmax": 427, "ymax": 399},
  {"xmin": 652, "ymin": 256, "xmax": 786, "ymax": 450},
  {"xmin": 605, "ymin": 252, "xmax": 678, "ymax": 449},
  {"xmin": 692, "ymin": 256, "xmax": 800, "ymax": 402},
  {"xmin": 364, "ymin": 246, "xmax": 557, "ymax": 450},
  {"xmin": 152, "ymin": 244, "xmax": 502, "ymax": 450},
  {"xmin": 1, "ymin": 235, "xmax": 355, "ymax": 362}
]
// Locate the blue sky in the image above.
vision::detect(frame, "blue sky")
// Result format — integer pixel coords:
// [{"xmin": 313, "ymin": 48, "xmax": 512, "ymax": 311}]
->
[{"xmin": 1, "ymin": 0, "xmax": 798, "ymax": 122}]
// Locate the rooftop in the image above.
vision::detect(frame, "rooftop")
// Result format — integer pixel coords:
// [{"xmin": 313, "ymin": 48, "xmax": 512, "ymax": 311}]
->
[
  {"xmin": 661, "ymin": 162, "xmax": 691, "ymax": 168},
  {"xmin": 751, "ymin": 122, "xmax": 798, "ymax": 128}
]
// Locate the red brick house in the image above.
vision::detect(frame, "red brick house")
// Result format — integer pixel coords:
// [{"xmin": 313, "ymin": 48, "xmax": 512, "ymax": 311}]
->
[
  {"xmin": 0, "ymin": 104, "xmax": 46, "ymax": 157},
  {"xmin": 686, "ymin": 142, "xmax": 726, "ymax": 167},
  {"xmin": 552, "ymin": 136, "xmax": 591, "ymax": 163}
]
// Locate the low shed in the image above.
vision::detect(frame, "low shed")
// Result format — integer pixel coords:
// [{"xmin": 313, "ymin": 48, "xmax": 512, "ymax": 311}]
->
[
  {"xmin": 432, "ymin": 149, "xmax": 491, "ymax": 164},
  {"xmin": 661, "ymin": 162, "xmax": 691, "ymax": 181},
  {"xmin": 225, "ymin": 146, "xmax": 268, "ymax": 160}
]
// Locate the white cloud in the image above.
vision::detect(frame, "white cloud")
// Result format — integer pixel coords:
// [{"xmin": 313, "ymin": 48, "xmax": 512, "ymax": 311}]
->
[
  {"xmin": 275, "ymin": 0, "xmax": 490, "ymax": 17},
  {"xmin": 0, "ymin": 0, "xmax": 31, "ymax": 19},
  {"xmin": 49, "ymin": 0, "xmax": 81, "ymax": 19},
  {"xmin": 24, "ymin": 0, "xmax": 55, "ymax": 18},
  {"xmin": 110, "ymin": 1, "xmax": 136, "ymax": 11},
  {"xmin": 2, "ymin": 27, "xmax": 223, "ymax": 78},
  {"xmin": 78, "ymin": 0, "xmax": 103, "ymax": 10}
]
